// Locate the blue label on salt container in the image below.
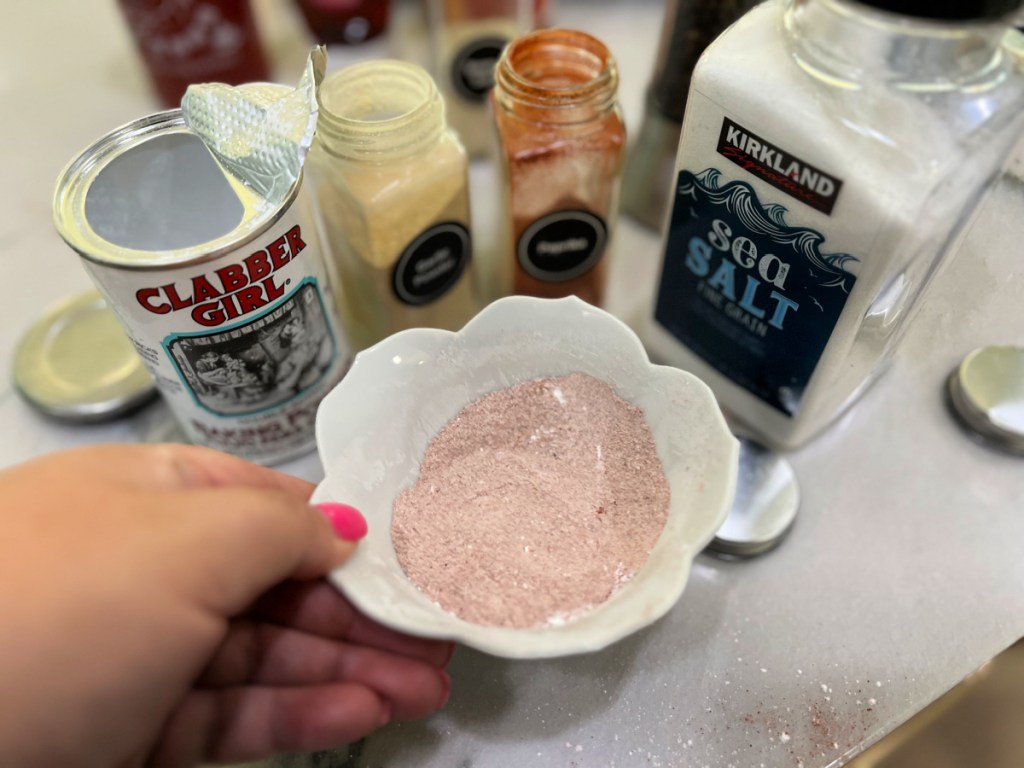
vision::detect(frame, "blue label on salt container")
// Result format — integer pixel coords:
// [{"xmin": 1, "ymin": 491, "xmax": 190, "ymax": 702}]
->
[{"xmin": 654, "ymin": 168, "xmax": 858, "ymax": 416}]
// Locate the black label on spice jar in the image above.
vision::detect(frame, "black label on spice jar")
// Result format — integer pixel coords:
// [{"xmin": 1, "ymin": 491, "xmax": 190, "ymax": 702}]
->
[
  {"xmin": 517, "ymin": 210, "xmax": 607, "ymax": 282},
  {"xmin": 392, "ymin": 222, "xmax": 471, "ymax": 306},
  {"xmin": 451, "ymin": 36, "xmax": 509, "ymax": 102},
  {"xmin": 716, "ymin": 117, "xmax": 843, "ymax": 215}
]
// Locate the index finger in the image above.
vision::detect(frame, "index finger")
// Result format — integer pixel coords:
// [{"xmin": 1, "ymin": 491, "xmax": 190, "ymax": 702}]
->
[
  {"xmin": 36, "ymin": 444, "xmax": 316, "ymax": 499},
  {"xmin": 156, "ymin": 443, "xmax": 317, "ymax": 498},
  {"xmin": 165, "ymin": 484, "xmax": 355, "ymax": 616}
]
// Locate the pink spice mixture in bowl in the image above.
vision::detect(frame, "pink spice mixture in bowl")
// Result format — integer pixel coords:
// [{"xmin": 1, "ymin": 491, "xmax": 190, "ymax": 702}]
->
[{"xmin": 311, "ymin": 296, "xmax": 739, "ymax": 659}]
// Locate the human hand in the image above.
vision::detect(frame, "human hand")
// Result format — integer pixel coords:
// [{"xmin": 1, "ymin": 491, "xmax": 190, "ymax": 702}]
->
[{"xmin": 0, "ymin": 444, "xmax": 451, "ymax": 768}]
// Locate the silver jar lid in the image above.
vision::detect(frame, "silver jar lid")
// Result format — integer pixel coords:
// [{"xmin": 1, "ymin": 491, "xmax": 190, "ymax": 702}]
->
[
  {"xmin": 707, "ymin": 437, "xmax": 800, "ymax": 558},
  {"xmin": 13, "ymin": 290, "xmax": 157, "ymax": 422},
  {"xmin": 946, "ymin": 345, "xmax": 1024, "ymax": 456}
]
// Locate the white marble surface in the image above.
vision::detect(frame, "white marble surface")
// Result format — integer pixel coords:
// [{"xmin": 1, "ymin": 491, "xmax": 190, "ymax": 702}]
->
[{"xmin": 2, "ymin": 2, "xmax": 1023, "ymax": 767}]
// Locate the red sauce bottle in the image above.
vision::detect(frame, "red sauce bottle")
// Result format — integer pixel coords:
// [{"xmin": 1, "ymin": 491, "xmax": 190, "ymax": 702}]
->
[{"xmin": 117, "ymin": 0, "xmax": 269, "ymax": 108}]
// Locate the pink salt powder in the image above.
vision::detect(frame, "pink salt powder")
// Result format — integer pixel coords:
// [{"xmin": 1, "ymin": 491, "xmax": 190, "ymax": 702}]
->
[{"xmin": 390, "ymin": 372, "xmax": 670, "ymax": 628}]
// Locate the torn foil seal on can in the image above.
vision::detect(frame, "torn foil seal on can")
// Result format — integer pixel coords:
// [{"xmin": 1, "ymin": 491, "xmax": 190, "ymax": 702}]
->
[{"xmin": 181, "ymin": 46, "xmax": 326, "ymax": 207}]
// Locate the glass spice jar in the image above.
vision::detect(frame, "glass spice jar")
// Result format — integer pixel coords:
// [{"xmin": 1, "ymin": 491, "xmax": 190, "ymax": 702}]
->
[
  {"xmin": 490, "ymin": 28, "xmax": 626, "ymax": 306},
  {"xmin": 425, "ymin": 0, "xmax": 533, "ymax": 158},
  {"xmin": 307, "ymin": 60, "xmax": 480, "ymax": 350}
]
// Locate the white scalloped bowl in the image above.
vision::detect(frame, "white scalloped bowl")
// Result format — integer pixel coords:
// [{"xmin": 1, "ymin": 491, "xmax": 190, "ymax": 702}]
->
[{"xmin": 312, "ymin": 296, "xmax": 738, "ymax": 659}]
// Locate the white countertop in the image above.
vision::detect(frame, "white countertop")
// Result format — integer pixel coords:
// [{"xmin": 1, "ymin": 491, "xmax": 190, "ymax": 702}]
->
[{"xmin": 2, "ymin": 2, "xmax": 1023, "ymax": 766}]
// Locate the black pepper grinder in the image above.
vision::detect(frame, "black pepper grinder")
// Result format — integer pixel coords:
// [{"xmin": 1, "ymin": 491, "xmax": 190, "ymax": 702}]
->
[{"xmin": 620, "ymin": 0, "xmax": 759, "ymax": 230}]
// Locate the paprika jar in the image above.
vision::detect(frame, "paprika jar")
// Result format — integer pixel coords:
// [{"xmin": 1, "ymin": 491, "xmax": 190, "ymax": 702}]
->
[
  {"xmin": 491, "ymin": 28, "xmax": 626, "ymax": 306},
  {"xmin": 307, "ymin": 60, "xmax": 480, "ymax": 350}
]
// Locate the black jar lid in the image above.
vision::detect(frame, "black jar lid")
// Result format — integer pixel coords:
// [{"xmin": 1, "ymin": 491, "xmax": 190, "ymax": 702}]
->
[{"xmin": 853, "ymin": 0, "xmax": 1022, "ymax": 21}]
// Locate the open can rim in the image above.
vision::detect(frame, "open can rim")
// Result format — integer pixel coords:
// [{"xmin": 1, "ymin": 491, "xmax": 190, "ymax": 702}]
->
[{"xmin": 52, "ymin": 109, "xmax": 301, "ymax": 272}]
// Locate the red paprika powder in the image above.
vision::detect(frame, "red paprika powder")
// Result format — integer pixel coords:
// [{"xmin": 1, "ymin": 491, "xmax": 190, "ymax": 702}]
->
[{"xmin": 490, "ymin": 29, "xmax": 626, "ymax": 306}]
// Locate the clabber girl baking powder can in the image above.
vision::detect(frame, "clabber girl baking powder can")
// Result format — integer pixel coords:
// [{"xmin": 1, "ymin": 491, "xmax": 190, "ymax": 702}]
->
[{"xmin": 53, "ymin": 109, "xmax": 352, "ymax": 465}]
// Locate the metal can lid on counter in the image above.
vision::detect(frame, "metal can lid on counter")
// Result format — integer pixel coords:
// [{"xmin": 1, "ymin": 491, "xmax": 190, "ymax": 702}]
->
[
  {"xmin": 946, "ymin": 345, "xmax": 1024, "ymax": 456},
  {"xmin": 13, "ymin": 289, "xmax": 157, "ymax": 422},
  {"xmin": 707, "ymin": 437, "xmax": 799, "ymax": 558}
]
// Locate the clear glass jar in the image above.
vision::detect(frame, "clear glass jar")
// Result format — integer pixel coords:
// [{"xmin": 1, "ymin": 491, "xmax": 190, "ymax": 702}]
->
[
  {"xmin": 644, "ymin": 0, "xmax": 1024, "ymax": 450},
  {"xmin": 307, "ymin": 60, "xmax": 479, "ymax": 351},
  {"xmin": 491, "ymin": 28, "xmax": 626, "ymax": 306},
  {"xmin": 426, "ymin": 0, "xmax": 533, "ymax": 159}
]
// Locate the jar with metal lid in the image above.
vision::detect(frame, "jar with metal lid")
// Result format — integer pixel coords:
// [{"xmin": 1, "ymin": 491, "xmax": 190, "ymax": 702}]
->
[
  {"xmin": 644, "ymin": 0, "xmax": 1024, "ymax": 450},
  {"xmin": 490, "ymin": 28, "xmax": 626, "ymax": 307},
  {"xmin": 307, "ymin": 60, "xmax": 480, "ymax": 350}
]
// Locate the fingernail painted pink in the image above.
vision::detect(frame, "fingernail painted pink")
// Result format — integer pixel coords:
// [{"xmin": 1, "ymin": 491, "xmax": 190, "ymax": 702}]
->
[
  {"xmin": 437, "ymin": 670, "xmax": 451, "ymax": 709},
  {"xmin": 315, "ymin": 502, "xmax": 368, "ymax": 541},
  {"xmin": 442, "ymin": 642, "xmax": 456, "ymax": 668}
]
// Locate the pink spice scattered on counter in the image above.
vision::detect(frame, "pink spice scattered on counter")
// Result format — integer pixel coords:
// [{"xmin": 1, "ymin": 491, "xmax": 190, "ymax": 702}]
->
[{"xmin": 391, "ymin": 372, "xmax": 670, "ymax": 628}]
